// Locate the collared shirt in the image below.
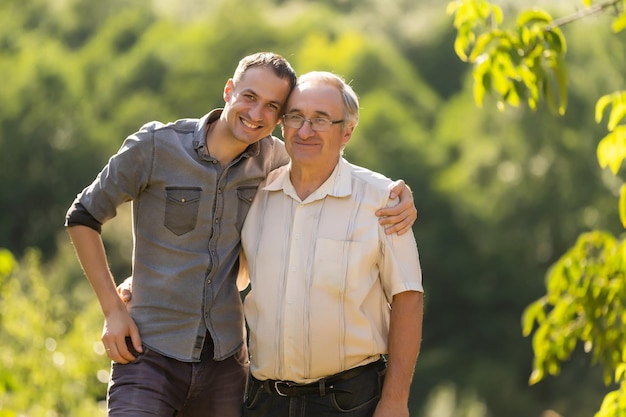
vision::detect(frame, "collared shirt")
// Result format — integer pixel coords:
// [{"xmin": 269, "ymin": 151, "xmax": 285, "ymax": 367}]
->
[
  {"xmin": 69, "ymin": 110, "xmax": 289, "ymax": 361},
  {"xmin": 241, "ymin": 157, "xmax": 423, "ymax": 383}
]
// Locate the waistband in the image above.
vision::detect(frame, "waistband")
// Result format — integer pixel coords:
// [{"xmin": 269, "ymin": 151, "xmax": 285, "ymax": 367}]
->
[{"xmin": 252, "ymin": 357, "xmax": 387, "ymax": 397}]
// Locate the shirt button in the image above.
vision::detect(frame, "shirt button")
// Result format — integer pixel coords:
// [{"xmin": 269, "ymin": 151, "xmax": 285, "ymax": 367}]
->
[
  {"xmin": 207, "ymin": 279, "xmax": 212, "ymax": 284},
  {"xmin": 181, "ymin": 198, "xmax": 186, "ymax": 203}
]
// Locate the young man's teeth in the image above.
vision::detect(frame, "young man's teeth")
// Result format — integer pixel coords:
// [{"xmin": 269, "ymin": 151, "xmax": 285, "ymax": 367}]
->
[{"xmin": 242, "ymin": 119, "xmax": 259, "ymax": 129}]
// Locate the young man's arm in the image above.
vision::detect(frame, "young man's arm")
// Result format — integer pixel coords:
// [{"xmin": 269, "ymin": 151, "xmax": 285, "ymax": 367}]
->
[
  {"xmin": 374, "ymin": 290, "xmax": 423, "ymax": 417},
  {"xmin": 67, "ymin": 225, "xmax": 142, "ymax": 363},
  {"xmin": 377, "ymin": 180, "xmax": 417, "ymax": 236}
]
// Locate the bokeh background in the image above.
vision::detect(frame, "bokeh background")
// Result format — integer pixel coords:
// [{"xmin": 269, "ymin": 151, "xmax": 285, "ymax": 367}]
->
[{"xmin": 1, "ymin": 0, "xmax": 624, "ymax": 416}]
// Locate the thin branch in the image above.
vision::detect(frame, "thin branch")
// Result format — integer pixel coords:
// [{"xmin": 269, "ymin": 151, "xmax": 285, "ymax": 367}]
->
[{"xmin": 547, "ymin": 0, "xmax": 623, "ymax": 29}]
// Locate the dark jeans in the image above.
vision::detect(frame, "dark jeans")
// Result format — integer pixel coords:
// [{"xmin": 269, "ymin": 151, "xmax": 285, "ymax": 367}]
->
[
  {"xmin": 107, "ymin": 335, "xmax": 248, "ymax": 417},
  {"xmin": 242, "ymin": 362, "xmax": 386, "ymax": 417}
]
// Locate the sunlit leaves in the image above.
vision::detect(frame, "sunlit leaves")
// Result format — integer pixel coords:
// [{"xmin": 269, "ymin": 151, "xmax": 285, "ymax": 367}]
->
[
  {"xmin": 447, "ymin": 0, "xmax": 503, "ymax": 61},
  {"xmin": 596, "ymin": 91, "xmax": 626, "ymax": 131},
  {"xmin": 596, "ymin": 91, "xmax": 626, "ymax": 175},
  {"xmin": 0, "ymin": 249, "xmax": 108, "ymax": 416},
  {"xmin": 447, "ymin": 0, "xmax": 568, "ymax": 114},
  {"xmin": 595, "ymin": 383, "xmax": 626, "ymax": 417},
  {"xmin": 596, "ymin": 127, "xmax": 626, "ymax": 175},
  {"xmin": 0, "ymin": 249, "xmax": 15, "ymax": 280},
  {"xmin": 612, "ymin": 2, "xmax": 626, "ymax": 33},
  {"xmin": 450, "ymin": 5, "xmax": 626, "ymax": 413},
  {"xmin": 517, "ymin": 9, "xmax": 553, "ymax": 28},
  {"xmin": 521, "ymin": 231, "xmax": 626, "ymax": 389}
]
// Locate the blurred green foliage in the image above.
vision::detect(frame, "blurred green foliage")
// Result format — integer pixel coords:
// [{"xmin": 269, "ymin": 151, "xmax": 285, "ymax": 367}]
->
[
  {"xmin": 0, "ymin": 246, "xmax": 109, "ymax": 416},
  {"xmin": 449, "ymin": 1, "xmax": 626, "ymax": 416},
  {"xmin": 1, "ymin": 0, "xmax": 624, "ymax": 416}
]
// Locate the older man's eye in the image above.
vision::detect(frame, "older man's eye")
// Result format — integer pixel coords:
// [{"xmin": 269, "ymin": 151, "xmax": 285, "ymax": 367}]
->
[{"xmin": 313, "ymin": 118, "xmax": 330, "ymax": 126}]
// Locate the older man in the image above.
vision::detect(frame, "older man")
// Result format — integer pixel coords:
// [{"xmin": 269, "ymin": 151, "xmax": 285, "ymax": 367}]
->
[{"xmin": 241, "ymin": 71, "xmax": 424, "ymax": 417}]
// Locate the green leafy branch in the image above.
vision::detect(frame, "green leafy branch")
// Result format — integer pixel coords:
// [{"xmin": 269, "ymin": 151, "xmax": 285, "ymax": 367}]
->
[
  {"xmin": 521, "ymin": 231, "xmax": 626, "ymax": 416},
  {"xmin": 596, "ymin": 91, "xmax": 626, "ymax": 227},
  {"xmin": 447, "ymin": 0, "xmax": 569, "ymax": 114},
  {"xmin": 449, "ymin": 1, "xmax": 626, "ymax": 416},
  {"xmin": 447, "ymin": 0, "xmax": 624, "ymax": 115}
]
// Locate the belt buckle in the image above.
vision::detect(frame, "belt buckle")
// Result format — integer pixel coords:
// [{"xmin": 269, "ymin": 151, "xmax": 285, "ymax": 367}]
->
[{"xmin": 274, "ymin": 381, "xmax": 290, "ymax": 397}]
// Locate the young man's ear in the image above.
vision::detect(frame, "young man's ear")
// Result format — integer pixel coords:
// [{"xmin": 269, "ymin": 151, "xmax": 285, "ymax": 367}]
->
[{"xmin": 223, "ymin": 79, "xmax": 235, "ymax": 102}]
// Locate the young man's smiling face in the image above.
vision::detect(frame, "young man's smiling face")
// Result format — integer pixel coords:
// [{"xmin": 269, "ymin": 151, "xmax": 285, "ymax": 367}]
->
[{"xmin": 222, "ymin": 66, "xmax": 292, "ymax": 147}]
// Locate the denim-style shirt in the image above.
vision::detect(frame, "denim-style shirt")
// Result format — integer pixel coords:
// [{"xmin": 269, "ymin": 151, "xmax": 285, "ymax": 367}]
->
[{"xmin": 68, "ymin": 109, "xmax": 289, "ymax": 361}]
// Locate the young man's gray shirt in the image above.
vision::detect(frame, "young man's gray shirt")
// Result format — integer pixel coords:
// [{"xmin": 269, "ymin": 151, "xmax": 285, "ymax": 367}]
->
[{"xmin": 66, "ymin": 109, "xmax": 289, "ymax": 362}]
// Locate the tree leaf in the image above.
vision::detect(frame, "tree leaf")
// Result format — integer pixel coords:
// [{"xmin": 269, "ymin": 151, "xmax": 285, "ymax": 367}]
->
[
  {"xmin": 545, "ymin": 28, "xmax": 567, "ymax": 54},
  {"xmin": 612, "ymin": 11, "xmax": 626, "ymax": 33},
  {"xmin": 489, "ymin": 3, "xmax": 503, "ymax": 25},
  {"xmin": 597, "ymin": 127, "xmax": 626, "ymax": 174},
  {"xmin": 517, "ymin": 9, "xmax": 553, "ymax": 26},
  {"xmin": 522, "ymin": 299, "xmax": 546, "ymax": 336},
  {"xmin": 596, "ymin": 94, "xmax": 613, "ymax": 123},
  {"xmin": 468, "ymin": 32, "xmax": 495, "ymax": 62},
  {"xmin": 608, "ymin": 101, "xmax": 626, "ymax": 131},
  {"xmin": 454, "ymin": 35, "xmax": 470, "ymax": 61}
]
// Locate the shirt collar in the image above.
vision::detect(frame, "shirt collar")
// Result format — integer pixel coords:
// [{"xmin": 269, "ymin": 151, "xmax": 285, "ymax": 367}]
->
[
  {"xmin": 193, "ymin": 109, "xmax": 262, "ymax": 161},
  {"xmin": 264, "ymin": 157, "xmax": 352, "ymax": 203}
]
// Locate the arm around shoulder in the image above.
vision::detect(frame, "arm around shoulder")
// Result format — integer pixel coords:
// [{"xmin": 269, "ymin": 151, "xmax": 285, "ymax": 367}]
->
[{"xmin": 376, "ymin": 180, "xmax": 417, "ymax": 236}]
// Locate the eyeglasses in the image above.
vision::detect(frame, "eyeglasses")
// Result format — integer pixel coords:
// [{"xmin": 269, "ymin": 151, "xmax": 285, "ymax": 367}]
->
[{"xmin": 282, "ymin": 114, "xmax": 345, "ymax": 132}]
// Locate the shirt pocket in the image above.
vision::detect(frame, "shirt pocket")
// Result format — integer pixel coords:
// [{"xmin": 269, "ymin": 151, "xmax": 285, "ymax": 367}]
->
[
  {"xmin": 164, "ymin": 186, "xmax": 202, "ymax": 236},
  {"xmin": 235, "ymin": 186, "xmax": 258, "ymax": 231},
  {"xmin": 313, "ymin": 239, "xmax": 363, "ymax": 294}
]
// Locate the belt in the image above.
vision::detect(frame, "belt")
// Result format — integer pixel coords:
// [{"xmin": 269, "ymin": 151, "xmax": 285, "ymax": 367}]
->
[{"xmin": 255, "ymin": 357, "xmax": 386, "ymax": 397}]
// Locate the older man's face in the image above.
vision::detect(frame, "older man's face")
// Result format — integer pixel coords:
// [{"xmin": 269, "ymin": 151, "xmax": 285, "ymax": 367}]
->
[{"xmin": 281, "ymin": 83, "xmax": 352, "ymax": 169}]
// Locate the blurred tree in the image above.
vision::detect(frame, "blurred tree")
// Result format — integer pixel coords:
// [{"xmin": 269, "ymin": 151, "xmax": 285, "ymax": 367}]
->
[
  {"xmin": 0, "ymin": 1, "xmax": 158, "ymax": 259},
  {"xmin": 3, "ymin": 0, "xmax": 626, "ymax": 415},
  {"xmin": 448, "ymin": 1, "xmax": 626, "ymax": 416},
  {"xmin": 0, "ymin": 247, "xmax": 108, "ymax": 416}
]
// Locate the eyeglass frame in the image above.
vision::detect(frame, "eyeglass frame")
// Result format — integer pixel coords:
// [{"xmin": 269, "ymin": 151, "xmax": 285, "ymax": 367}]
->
[{"xmin": 282, "ymin": 114, "xmax": 345, "ymax": 132}]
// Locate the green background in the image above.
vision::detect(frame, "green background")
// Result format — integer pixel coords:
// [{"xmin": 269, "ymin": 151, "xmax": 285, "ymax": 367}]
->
[{"xmin": 1, "ymin": 0, "xmax": 623, "ymax": 416}]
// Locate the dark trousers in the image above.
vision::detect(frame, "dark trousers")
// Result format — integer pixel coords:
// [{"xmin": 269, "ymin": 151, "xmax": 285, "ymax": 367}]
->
[
  {"xmin": 107, "ymin": 335, "xmax": 248, "ymax": 417},
  {"xmin": 242, "ymin": 360, "xmax": 386, "ymax": 417}
]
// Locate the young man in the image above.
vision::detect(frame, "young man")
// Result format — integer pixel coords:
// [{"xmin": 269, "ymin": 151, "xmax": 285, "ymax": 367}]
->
[
  {"xmin": 241, "ymin": 72, "xmax": 424, "ymax": 417},
  {"xmin": 66, "ymin": 53, "xmax": 416, "ymax": 417}
]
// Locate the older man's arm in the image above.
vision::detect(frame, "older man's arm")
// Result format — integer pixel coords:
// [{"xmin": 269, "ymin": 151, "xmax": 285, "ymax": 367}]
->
[{"xmin": 373, "ymin": 290, "xmax": 424, "ymax": 417}]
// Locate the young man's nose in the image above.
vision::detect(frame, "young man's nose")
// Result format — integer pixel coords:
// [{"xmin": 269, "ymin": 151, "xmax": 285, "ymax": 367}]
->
[{"xmin": 248, "ymin": 102, "xmax": 266, "ymax": 121}]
